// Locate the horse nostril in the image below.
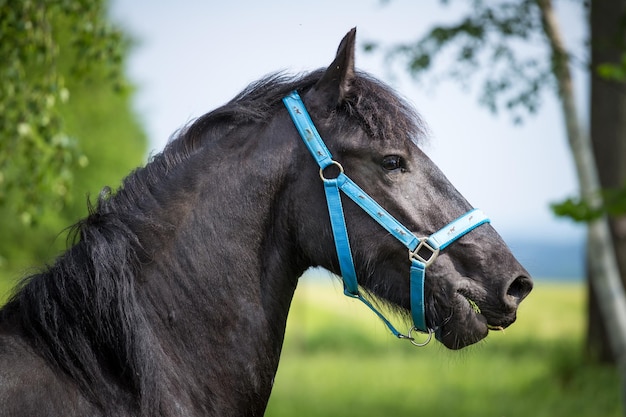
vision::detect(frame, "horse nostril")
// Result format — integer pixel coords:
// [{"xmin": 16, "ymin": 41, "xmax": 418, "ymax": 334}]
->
[{"xmin": 506, "ymin": 275, "xmax": 533, "ymax": 307}]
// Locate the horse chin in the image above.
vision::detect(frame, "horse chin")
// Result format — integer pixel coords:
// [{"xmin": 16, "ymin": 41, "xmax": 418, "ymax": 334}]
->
[{"xmin": 434, "ymin": 292, "xmax": 490, "ymax": 350}]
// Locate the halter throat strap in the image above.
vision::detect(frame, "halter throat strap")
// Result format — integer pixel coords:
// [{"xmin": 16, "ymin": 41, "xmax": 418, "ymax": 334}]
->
[{"xmin": 283, "ymin": 91, "xmax": 490, "ymax": 341}]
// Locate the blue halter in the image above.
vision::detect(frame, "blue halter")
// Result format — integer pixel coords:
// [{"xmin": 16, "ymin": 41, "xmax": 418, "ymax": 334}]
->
[{"xmin": 283, "ymin": 91, "xmax": 490, "ymax": 345}]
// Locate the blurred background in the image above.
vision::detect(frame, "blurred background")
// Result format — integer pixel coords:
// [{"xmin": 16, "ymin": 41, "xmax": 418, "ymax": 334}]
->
[{"xmin": 1, "ymin": 0, "xmax": 624, "ymax": 415}]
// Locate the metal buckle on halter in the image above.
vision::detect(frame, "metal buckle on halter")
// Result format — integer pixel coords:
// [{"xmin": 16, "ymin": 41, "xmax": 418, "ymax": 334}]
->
[{"xmin": 409, "ymin": 237, "xmax": 440, "ymax": 267}]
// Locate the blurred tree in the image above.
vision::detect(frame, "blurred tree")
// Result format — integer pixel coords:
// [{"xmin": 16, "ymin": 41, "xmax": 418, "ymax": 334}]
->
[
  {"xmin": 0, "ymin": 1, "xmax": 147, "ymax": 276},
  {"xmin": 0, "ymin": 0, "xmax": 127, "ymax": 225},
  {"xmin": 366, "ymin": 0, "xmax": 626, "ymax": 407},
  {"xmin": 587, "ymin": 0, "xmax": 626, "ymax": 365}
]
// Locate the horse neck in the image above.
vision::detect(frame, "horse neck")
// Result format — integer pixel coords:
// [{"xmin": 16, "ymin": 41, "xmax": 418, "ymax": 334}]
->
[{"xmin": 135, "ymin": 129, "xmax": 304, "ymax": 413}]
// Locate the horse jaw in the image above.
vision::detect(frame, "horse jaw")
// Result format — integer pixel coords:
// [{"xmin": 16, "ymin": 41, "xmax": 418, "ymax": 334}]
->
[{"xmin": 435, "ymin": 291, "xmax": 491, "ymax": 350}]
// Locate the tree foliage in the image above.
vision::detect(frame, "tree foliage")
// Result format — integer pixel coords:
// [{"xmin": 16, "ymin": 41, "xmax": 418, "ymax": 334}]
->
[
  {"xmin": 597, "ymin": 54, "xmax": 626, "ymax": 82},
  {"xmin": 552, "ymin": 187, "xmax": 626, "ymax": 222},
  {"xmin": 365, "ymin": 0, "xmax": 556, "ymax": 124},
  {"xmin": 0, "ymin": 0, "xmax": 147, "ymax": 273},
  {"xmin": 0, "ymin": 0, "xmax": 127, "ymax": 225}
]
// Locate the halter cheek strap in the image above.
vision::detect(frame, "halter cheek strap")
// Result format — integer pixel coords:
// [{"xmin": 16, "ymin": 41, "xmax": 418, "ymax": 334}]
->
[{"xmin": 283, "ymin": 91, "xmax": 489, "ymax": 343}]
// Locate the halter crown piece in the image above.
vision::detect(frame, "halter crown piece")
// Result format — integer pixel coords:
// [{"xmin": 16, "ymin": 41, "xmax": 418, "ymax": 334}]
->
[{"xmin": 283, "ymin": 91, "xmax": 490, "ymax": 346}]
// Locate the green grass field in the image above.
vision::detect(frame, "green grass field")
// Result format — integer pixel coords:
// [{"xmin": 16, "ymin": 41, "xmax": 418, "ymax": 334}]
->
[
  {"xmin": 266, "ymin": 277, "xmax": 621, "ymax": 417},
  {"xmin": 0, "ymin": 274, "xmax": 621, "ymax": 416}
]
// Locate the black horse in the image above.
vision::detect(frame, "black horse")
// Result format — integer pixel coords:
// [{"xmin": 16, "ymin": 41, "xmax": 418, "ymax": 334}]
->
[{"xmin": 0, "ymin": 29, "xmax": 532, "ymax": 416}]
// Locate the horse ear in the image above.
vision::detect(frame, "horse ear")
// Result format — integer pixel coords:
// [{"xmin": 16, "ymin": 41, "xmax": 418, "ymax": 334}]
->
[{"xmin": 311, "ymin": 27, "xmax": 357, "ymax": 107}]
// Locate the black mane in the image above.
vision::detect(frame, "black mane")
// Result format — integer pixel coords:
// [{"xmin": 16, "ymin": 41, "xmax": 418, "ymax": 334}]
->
[
  {"xmin": 0, "ymin": 69, "xmax": 425, "ymax": 413},
  {"xmin": 172, "ymin": 69, "xmax": 425, "ymax": 157}
]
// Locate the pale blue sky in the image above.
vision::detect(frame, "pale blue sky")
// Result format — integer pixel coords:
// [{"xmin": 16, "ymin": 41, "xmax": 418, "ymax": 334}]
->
[{"xmin": 109, "ymin": 0, "xmax": 586, "ymax": 243}]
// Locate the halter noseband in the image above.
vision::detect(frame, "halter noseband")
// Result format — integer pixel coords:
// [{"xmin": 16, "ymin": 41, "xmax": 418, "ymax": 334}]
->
[{"xmin": 283, "ymin": 91, "xmax": 489, "ymax": 346}]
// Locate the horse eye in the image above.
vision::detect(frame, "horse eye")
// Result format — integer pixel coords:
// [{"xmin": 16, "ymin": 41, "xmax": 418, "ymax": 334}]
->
[{"xmin": 381, "ymin": 155, "xmax": 403, "ymax": 171}]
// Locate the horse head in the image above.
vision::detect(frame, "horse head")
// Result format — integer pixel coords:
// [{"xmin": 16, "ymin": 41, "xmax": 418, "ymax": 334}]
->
[{"xmin": 286, "ymin": 28, "xmax": 532, "ymax": 349}]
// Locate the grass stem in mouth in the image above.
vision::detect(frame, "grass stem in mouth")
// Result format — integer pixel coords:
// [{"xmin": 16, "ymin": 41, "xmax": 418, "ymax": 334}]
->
[
  {"xmin": 466, "ymin": 298, "xmax": 481, "ymax": 314},
  {"xmin": 488, "ymin": 325, "xmax": 505, "ymax": 333},
  {"xmin": 465, "ymin": 297, "xmax": 504, "ymax": 333}
]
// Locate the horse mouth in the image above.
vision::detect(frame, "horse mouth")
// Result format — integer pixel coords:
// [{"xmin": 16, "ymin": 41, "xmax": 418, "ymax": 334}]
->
[
  {"xmin": 462, "ymin": 296, "xmax": 509, "ymax": 331},
  {"xmin": 434, "ymin": 290, "xmax": 512, "ymax": 350}
]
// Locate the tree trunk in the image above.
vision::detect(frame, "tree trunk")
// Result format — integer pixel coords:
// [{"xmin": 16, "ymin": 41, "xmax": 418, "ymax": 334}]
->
[
  {"xmin": 538, "ymin": 0, "xmax": 626, "ymax": 411},
  {"xmin": 589, "ymin": 0, "xmax": 626, "ymax": 364}
]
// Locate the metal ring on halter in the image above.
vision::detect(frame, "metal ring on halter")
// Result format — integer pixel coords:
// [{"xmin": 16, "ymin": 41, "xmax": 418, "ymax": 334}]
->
[
  {"xmin": 408, "ymin": 326, "xmax": 433, "ymax": 347},
  {"xmin": 319, "ymin": 160, "xmax": 344, "ymax": 181}
]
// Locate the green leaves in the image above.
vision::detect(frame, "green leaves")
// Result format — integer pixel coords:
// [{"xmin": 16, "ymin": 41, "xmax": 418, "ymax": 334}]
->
[
  {"xmin": 551, "ymin": 197, "xmax": 602, "ymax": 223},
  {"xmin": 596, "ymin": 53, "xmax": 626, "ymax": 82},
  {"xmin": 552, "ymin": 185, "xmax": 626, "ymax": 222},
  {"xmin": 0, "ymin": 2, "xmax": 147, "ymax": 271},
  {"xmin": 367, "ymin": 0, "xmax": 553, "ymax": 124},
  {"xmin": 0, "ymin": 0, "xmax": 127, "ymax": 225}
]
